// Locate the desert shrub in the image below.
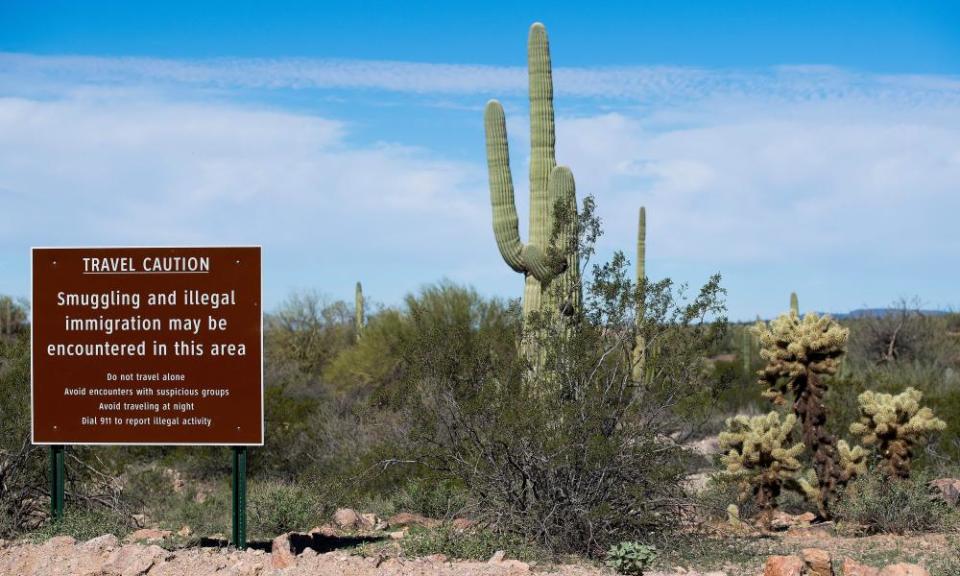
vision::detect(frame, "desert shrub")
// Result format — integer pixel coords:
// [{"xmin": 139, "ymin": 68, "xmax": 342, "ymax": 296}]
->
[
  {"xmin": 123, "ymin": 466, "xmax": 230, "ymax": 538},
  {"xmin": 400, "ymin": 524, "xmax": 543, "ymax": 561},
  {"xmin": 606, "ymin": 541, "xmax": 658, "ymax": 575},
  {"xmin": 392, "ymin": 476, "xmax": 468, "ymax": 519},
  {"xmin": 0, "ymin": 333, "xmax": 47, "ymax": 538},
  {"xmin": 27, "ymin": 507, "xmax": 131, "ymax": 542},
  {"xmin": 835, "ymin": 469, "xmax": 957, "ymax": 534},
  {"xmin": 265, "ymin": 291, "xmax": 355, "ymax": 378},
  {"xmin": 401, "ymin": 209, "xmax": 727, "ymax": 555},
  {"xmin": 846, "ymin": 300, "xmax": 940, "ymax": 367},
  {"xmin": 248, "ymin": 480, "xmax": 325, "ymax": 537}
]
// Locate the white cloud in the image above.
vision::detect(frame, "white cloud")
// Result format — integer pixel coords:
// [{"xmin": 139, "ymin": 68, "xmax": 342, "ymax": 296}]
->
[
  {"xmin": 0, "ymin": 92, "xmax": 507, "ymax": 307},
  {"xmin": 2, "ymin": 53, "xmax": 960, "ymax": 317}
]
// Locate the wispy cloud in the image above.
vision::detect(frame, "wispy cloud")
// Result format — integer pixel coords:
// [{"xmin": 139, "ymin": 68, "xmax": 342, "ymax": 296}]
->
[{"xmin": 4, "ymin": 53, "xmax": 960, "ymax": 106}]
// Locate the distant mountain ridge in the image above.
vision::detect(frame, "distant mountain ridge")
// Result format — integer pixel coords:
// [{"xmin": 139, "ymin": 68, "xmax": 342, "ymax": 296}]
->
[{"xmin": 824, "ymin": 308, "xmax": 951, "ymax": 319}]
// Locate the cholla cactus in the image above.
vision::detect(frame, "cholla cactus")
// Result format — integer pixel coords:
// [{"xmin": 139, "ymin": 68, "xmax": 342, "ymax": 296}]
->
[
  {"xmin": 719, "ymin": 412, "xmax": 816, "ymax": 523},
  {"xmin": 753, "ymin": 312, "xmax": 850, "ymax": 517},
  {"xmin": 850, "ymin": 387, "xmax": 946, "ymax": 478},
  {"xmin": 837, "ymin": 439, "xmax": 868, "ymax": 481}
]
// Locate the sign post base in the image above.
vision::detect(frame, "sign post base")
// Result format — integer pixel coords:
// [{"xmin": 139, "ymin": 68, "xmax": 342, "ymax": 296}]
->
[
  {"xmin": 231, "ymin": 447, "xmax": 247, "ymax": 550},
  {"xmin": 49, "ymin": 445, "xmax": 65, "ymax": 521}
]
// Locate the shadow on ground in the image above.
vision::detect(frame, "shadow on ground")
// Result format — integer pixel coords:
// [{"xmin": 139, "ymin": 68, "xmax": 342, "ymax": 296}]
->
[{"xmin": 200, "ymin": 533, "xmax": 386, "ymax": 553}]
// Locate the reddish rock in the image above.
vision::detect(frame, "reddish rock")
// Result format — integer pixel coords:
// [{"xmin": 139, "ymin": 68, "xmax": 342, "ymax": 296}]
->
[
  {"xmin": 764, "ymin": 555, "xmax": 805, "ymax": 576},
  {"xmin": 308, "ymin": 524, "xmax": 337, "ymax": 537},
  {"xmin": 771, "ymin": 511, "xmax": 816, "ymax": 530},
  {"xmin": 878, "ymin": 564, "xmax": 930, "ymax": 576},
  {"xmin": 451, "ymin": 518, "xmax": 476, "ymax": 530},
  {"xmin": 333, "ymin": 507, "xmax": 361, "ymax": 530},
  {"xmin": 124, "ymin": 528, "xmax": 171, "ymax": 543},
  {"xmin": 843, "ymin": 557, "xmax": 880, "ymax": 576},
  {"xmin": 81, "ymin": 534, "xmax": 119, "ymax": 552},
  {"xmin": 104, "ymin": 544, "xmax": 170, "ymax": 576},
  {"xmin": 360, "ymin": 512, "xmax": 386, "ymax": 530},
  {"xmin": 801, "ymin": 548, "xmax": 833, "ymax": 576},
  {"xmin": 386, "ymin": 512, "xmax": 439, "ymax": 528},
  {"xmin": 271, "ymin": 533, "xmax": 296, "ymax": 569}
]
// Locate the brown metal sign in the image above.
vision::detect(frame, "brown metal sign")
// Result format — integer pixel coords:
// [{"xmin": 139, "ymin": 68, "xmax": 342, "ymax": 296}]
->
[{"xmin": 31, "ymin": 247, "xmax": 263, "ymax": 445}]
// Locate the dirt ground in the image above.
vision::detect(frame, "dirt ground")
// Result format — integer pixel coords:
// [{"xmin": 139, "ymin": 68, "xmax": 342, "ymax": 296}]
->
[{"xmin": 0, "ymin": 526, "xmax": 956, "ymax": 576}]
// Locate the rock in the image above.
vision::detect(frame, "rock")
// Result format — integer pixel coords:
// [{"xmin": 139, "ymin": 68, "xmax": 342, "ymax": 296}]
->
[
  {"xmin": 424, "ymin": 553, "xmax": 448, "ymax": 563},
  {"xmin": 388, "ymin": 530, "xmax": 406, "ymax": 540},
  {"xmin": 360, "ymin": 512, "xmax": 387, "ymax": 531},
  {"xmin": 801, "ymin": 548, "xmax": 833, "ymax": 576},
  {"xmin": 929, "ymin": 478, "xmax": 960, "ymax": 506},
  {"xmin": 271, "ymin": 533, "xmax": 296, "ymax": 570},
  {"xmin": 124, "ymin": 528, "xmax": 172, "ymax": 543},
  {"xmin": 308, "ymin": 524, "xmax": 337, "ymax": 537},
  {"xmin": 131, "ymin": 513, "xmax": 147, "ymax": 528},
  {"xmin": 878, "ymin": 564, "xmax": 930, "ymax": 576},
  {"xmin": 451, "ymin": 518, "xmax": 476, "ymax": 530},
  {"xmin": 176, "ymin": 526, "xmax": 191, "ymax": 537},
  {"xmin": 764, "ymin": 555, "xmax": 805, "ymax": 576},
  {"xmin": 386, "ymin": 512, "xmax": 439, "ymax": 528},
  {"xmin": 843, "ymin": 558, "xmax": 880, "ymax": 576},
  {"xmin": 82, "ymin": 534, "xmax": 119, "ymax": 552},
  {"xmin": 771, "ymin": 511, "xmax": 816, "ymax": 530},
  {"xmin": 104, "ymin": 544, "xmax": 170, "ymax": 576},
  {"xmin": 489, "ymin": 550, "xmax": 507, "ymax": 563},
  {"xmin": 333, "ymin": 508, "xmax": 361, "ymax": 530},
  {"xmin": 43, "ymin": 535, "xmax": 76, "ymax": 548}
]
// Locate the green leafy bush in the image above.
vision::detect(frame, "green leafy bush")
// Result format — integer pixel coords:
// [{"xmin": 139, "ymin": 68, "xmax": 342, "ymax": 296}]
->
[
  {"xmin": 835, "ymin": 469, "xmax": 957, "ymax": 534},
  {"xmin": 392, "ymin": 477, "xmax": 468, "ymax": 520},
  {"xmin": 605, "ymin": 541, "xmax": 658, "ymax": 575},
  {"xmin": 248, "ymin": 480, "xmax": 326, "ymax": 537}
]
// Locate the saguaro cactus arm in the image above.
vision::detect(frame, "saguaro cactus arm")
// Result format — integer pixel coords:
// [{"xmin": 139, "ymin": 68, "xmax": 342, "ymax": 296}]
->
[{"xmin": 485, "ymin": 101, "xmax": 526, "ymax": 274}]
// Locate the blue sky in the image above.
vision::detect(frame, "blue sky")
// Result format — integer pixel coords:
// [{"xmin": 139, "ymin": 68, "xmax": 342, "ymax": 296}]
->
[{"xmin": 2, "ymin": 1, "xmax": 960, "ymax": 319}]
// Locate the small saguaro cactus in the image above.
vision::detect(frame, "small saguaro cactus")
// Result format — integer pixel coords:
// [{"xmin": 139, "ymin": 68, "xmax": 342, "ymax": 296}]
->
[
  {"xmin": 355, "ymin": 282, "xmax": 364, "ymax": 342},
  {"xmin": 719, "ymin": 411, "xmax": 816, "ymax": 523},
  {"xmin": 484, "ymin": 22, "xmax": 580, "ymax": 324},
  {"xmin": 790, "ymin": 292, "xmax": 799, "ymax": 316},
  {"xmin": 753, "ymin": 311, "xmax": 849, "ymax": 517},
  {"xmin": 632, "ymin": 206, "xmax": 646, "ymax": 382},
  {"xmin": 741, "ymin": 327, "xmax": 752, "ymax": 375},
  {"xmin": 850, "ymin": 387, "xmax": 946, "ymax": 478}
]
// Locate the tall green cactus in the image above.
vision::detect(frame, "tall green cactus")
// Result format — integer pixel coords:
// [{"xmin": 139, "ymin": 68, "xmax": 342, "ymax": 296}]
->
[
  {"xmin": 790, "ymin": 292, "xmax": 799, "ymax": 316},
  {"xmin": 485, "ymin": 23, "xmax": 580, "ymax": 324},
  {"xmin": 632, "ymin": 207, "xmax": 646, "ymax": 382},
  {"xmin": 741, "ymin": 327, "xmax": 752, "ymax": 375},
  {"xmin": 355, "ymin": 281, "xmax": 364, "ymax": 342}
]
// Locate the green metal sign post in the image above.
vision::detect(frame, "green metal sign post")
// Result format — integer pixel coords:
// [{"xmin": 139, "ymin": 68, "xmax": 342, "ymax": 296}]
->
[
  {"xmin": 49, "ymin": 445, "xmax": 65, "ymax": 521},
  {"xmin": 231, "ymin": 446, "xmax": 247, "ymax": 549}
]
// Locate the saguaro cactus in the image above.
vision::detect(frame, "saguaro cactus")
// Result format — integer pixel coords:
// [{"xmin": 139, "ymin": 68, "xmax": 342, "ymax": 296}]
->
[
  {"xmin": 485, "ymin": 23, "xmax": 580, "ymax": 323},
  {"xmin": 850, "ymin": 387, "xmax": 946, "ymax": 478},
  {"xmin": 719, "ymin": 411, "xmax": 816, "ymax": 524},
  {"xmin": 355, "ymin": 282, "xmax": 364, "ymax": 342},
  {"xmin": 753, "ymin": 312, "xmax": 849, "ymax": 517},
  {"xmin": 790, "ymin": 292, "xmax": 799, "ymax": 316},
  {"xmin": 632, "ymin": 207, "xmax": 646, "ymax": 382}
]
